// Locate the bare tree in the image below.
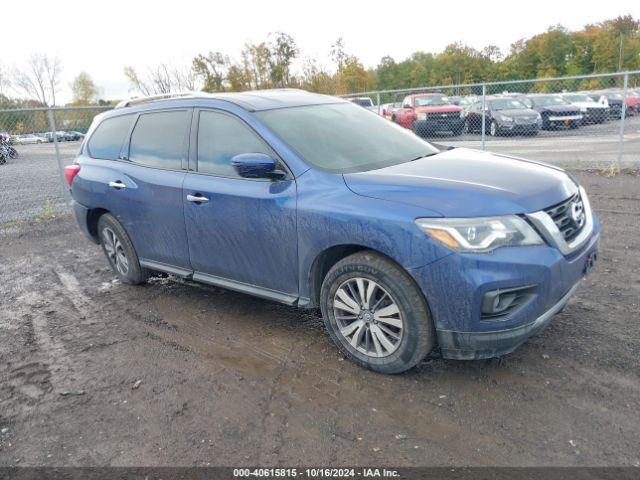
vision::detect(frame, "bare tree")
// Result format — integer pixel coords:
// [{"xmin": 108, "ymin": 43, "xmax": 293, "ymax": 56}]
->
[
  {"xmin": 12, "ymin": 53, "xmax": 62, "ymax": 106},
  {"xmin": 0, "ymin": 62, "xmax": 10, "ymax": 97},
  {"xmin": 125, "ymin": 63, "xmax": 198, "ymax": 96}
]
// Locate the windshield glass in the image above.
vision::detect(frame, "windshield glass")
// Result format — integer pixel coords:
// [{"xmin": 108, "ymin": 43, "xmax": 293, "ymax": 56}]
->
[
  {"xmin": 564, "ymin": 94, "xmax": 593, "ymax": 103},
  {"xmin": 488, "ymin": 99, "xmax": 528, "ymax": 110},
  {"xmin": 414, "ymin": 95, "xmax": 450, "ymax": 107},
  {"xmin": 256, "ymin": 103, "xmax": 440, "ymax": 173},
  {"xmin": 531, "ymin": 96, "xmax": 568, "ymax": 106}
]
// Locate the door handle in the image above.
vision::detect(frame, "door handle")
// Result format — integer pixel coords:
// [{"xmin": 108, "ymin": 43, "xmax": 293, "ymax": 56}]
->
[
  {"xmin": 108, "ymin": 181, "xmax": 126, "ymax": 189},
  {"xmin": 186, "ymin": 194, "xmax": 209, "ymax": 203}
]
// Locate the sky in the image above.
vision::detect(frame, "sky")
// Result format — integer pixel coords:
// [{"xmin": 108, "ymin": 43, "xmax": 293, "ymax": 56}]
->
[{"xmin": 3, "ymin": 0, "xmax": 639, "ymax": 103}]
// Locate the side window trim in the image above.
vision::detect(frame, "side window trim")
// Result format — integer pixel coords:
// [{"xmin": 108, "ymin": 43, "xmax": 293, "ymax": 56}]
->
[
  {"xmin": 123, "ymin": 107, "xmax": 192, "ymax": 172},
  {"xmin": 191, "ymin": 107, "xmax": 292, "ymax": 180}
]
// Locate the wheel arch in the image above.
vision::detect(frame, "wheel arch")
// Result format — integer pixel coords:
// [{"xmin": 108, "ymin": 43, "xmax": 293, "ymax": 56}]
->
[
  {"xmin": 86, "ymin": 207, "xmax": 111, "ymax": 241},
  {"xmin": 306, "ymin": 244, "xmax": 410, "ymax": 309}
]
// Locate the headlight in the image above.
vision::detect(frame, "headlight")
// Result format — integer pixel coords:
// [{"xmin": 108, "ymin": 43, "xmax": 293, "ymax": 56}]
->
[
  {"xmin": 459, "ymin": 110, "xmax": 465, "ymax": 118},
  {"xmin": 415, "ymin": 216, "xmax": 543, "ymax": 253},
  {"xmin": 417, "ymin": 112, "xmax": 427, "ymax": 120},
  {"xmin": 580, "ymin": 107, "xmax": 588, "ymax": 112}
]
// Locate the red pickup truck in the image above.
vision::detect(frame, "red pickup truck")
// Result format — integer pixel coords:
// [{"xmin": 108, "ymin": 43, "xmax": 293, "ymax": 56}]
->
[{"xmin": 393, "ymin": 93, "xmax": 465, "ymax": 136}]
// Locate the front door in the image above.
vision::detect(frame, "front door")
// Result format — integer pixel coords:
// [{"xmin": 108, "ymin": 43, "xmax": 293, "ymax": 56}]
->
[{"xmin": 183, "ymin": 109, "xmax": 298, "ymax": 302}]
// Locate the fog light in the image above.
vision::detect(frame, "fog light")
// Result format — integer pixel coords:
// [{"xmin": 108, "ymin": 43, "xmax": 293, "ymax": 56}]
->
[{"xmin": 481, "ymin": 285, "xmax": 537, "ymax": 320}]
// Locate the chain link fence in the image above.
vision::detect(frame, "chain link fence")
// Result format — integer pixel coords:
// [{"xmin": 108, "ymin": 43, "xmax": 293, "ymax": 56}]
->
[
  {"xmin": 344, "ymin": 71, "xmax": 640, "ymax": 172},
  {"xmin": 0, "ymin": 106, "xmax": 112, "ymax": 224},
  {"xmin": 1, "ymin": 72, "xmax": 639, "ymax": 224}
]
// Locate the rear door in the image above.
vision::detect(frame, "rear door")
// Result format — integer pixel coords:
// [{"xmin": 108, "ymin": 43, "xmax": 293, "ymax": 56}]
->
[
  {"xmin": 182, "ymin": 108, "xmax": 298, "ymax": 302},
  {"xmin": 78, "ymin": 109, "xmax": 192, "ymax": 271}
]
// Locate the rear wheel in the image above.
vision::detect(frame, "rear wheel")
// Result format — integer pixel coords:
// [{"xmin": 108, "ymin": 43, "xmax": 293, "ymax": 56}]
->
[
  {"xmin": 97, "ymin": 213, "xmax": 149, "ymax": 285},
  {"xmin": 320, "ymin": 251, "xmax": 435, "ymax": 374}
]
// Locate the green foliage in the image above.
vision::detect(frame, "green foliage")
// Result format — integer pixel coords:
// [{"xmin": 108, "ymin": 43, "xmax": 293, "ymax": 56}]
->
[{"xmin": 187, "ymin": 15, "xmax": 640, "ymax": 95}]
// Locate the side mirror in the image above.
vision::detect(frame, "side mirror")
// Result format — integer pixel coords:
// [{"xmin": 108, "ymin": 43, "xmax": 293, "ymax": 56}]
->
[{"xmin": 231, "ymin": 153, "xmax": 285, "ymax": 180}]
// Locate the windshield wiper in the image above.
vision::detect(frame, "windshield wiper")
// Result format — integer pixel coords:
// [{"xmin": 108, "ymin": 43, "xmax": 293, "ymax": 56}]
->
[{"xmin": 409, "ymin": 152, "xmax": 439, "ymax": 162}]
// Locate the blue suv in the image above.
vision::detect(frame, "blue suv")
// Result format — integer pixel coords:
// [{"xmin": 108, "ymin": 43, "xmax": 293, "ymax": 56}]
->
[{"xmin": 67, "ymin": 89, "xmax": 600, "ymax": 374}]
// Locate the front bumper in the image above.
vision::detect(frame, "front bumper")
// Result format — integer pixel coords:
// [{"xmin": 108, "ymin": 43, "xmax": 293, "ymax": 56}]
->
[
  {"xmin": 414, "ymin": 117, "xmax": 465, "ymax": 133},
  {"xmin": 409, "ymin": 221, "xmax": 600, "ymax": 360}
]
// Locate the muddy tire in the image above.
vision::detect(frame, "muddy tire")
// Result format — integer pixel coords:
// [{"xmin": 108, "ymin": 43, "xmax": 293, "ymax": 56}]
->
[
  {"xmin": 97, "ymin": 213, "xmax": 149, "ymax": 285},
  {"xmin": 320, "ymin": 251, "xmax": 435, "ymax": 374}
]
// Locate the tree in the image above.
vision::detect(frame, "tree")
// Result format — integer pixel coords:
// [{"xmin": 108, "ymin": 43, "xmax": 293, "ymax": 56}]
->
[
  {"xmin": 70, "ymin": 72, "xmax": 98, "ymax": 105},
  {"xmin": 0, "ymin": 62, "xmax": 10, "ymax": 97},
  {"xmin": 193, "ymin": 51, "xmax": 230, "ymax": 92},
  {"xmin": 12, "ymin": 53, "xmax": 62, "ymax": 106},
  {"xmin": 124, "ymin": 63, "xmax": 197, "ymax": 96},
  {"xmin": 268, "ymin": 32, "xmax": 299, "ymax": 87}
]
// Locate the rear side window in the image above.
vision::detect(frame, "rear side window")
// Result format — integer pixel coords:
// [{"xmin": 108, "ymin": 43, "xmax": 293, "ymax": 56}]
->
[
  {"xmin": 197, "ymin": 110, "xmax": 272, "ymax": 177},
  {"xmin": 129, "ymin": 110, "xmax": 189, "ymax": 170},
  {"xmin": 87, "ymin": 114, "xmax": 134, "ymax": 160}
]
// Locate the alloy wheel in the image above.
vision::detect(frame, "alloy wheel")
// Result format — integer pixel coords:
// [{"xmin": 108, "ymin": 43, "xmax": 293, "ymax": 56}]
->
[
  {"xmin": 333, "ymin": 277, "xmax": 404, "ymax": 358},
  {"xmin": 101, "ymin": 227, "xmax": 129, "ymax": 276}
]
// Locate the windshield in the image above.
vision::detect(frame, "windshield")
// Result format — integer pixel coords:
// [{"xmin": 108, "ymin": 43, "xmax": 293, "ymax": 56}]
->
[
  {"xmin": 351, "ymin": 98, "xmax": 373, "ymax": 107},
  {"xmin": 414, "ymin": 95, "xmax": 450, "ymax": 107},
  {"xmin": 256, "ymin": 103, "xmax": 440, "ymax": 173},
  {"xmin": 531, "ymin": 96, "xmax": 568, "ymax": 106},
  {"xmin": 488, "ymin": 99, "xmax": 528, "ymax": 110},
  {"xmin": 564, "ymin": 94, "xmax": 593, "ymax": 103}
]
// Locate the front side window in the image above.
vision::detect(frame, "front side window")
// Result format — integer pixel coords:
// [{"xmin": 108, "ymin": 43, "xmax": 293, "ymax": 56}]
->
[
  {"xmin": 256, "ymin": 102, "xmax": 440, "ymax": 173},
  {"xmin": 128, "ymin": 110, "xmax": 189, "ymax": 169},
  {"xmin": 197, "ymin": 110, "xmax": 272, "ymax": 177},
  {"xmin": 88, "ymin": 114, "xmax": 134, "ymax": 160}
]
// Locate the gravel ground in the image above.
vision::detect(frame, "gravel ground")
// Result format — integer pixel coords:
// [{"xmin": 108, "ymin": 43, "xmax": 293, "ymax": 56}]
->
[{"xmin": 0, "ymin": 171, "xmax": 638, "ymax": 467}]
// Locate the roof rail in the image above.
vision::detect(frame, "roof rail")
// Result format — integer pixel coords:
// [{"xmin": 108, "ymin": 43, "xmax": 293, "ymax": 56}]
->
[{"xmin": 115, "ymin": 92, "xmax": 196, "ymax": 109}]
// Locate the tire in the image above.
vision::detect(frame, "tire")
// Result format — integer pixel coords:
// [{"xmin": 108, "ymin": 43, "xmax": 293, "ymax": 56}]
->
[
  {"xmin": 452, "ymin": 125, "xmax": 463, "ymax": 136},
  {"xmin": 320, "ymin": 251, "xmax": 435, "ymax": 374},
  {"xmin": 391, "ymin": 115, "xmax": 396, "ymax": 123},
  {"xmin": 97, "ymin": 213, "xmax": 149, "ymax": 285},
  {"xmin": 490, "ymin": 120, "xmax": 498, "ymax": 136}
]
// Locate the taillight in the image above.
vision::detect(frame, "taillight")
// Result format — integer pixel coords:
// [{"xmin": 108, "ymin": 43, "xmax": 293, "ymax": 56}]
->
[{"xmin": 65, "ymin": 164, "xmax": 81, "ymax": 186}]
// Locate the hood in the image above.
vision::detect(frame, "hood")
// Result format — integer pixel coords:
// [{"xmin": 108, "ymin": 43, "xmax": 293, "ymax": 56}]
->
[
  {"xmin": 570, "ymin": 102, "xmax": 607, "ymax": 109},
  {"xmin": 535, "ymin": 104, "xmax": 580, "ymax": 113},
  {"xmin": 415, "ymin": 105, "xmax": 462, "ymax": 113},
  {"xmin": 494, "ymin": 108, "xmax": 539, "ymax": 118},
  {"xmin": 343, "ymin": 148, "xmax": 578, "ymax": 217}
]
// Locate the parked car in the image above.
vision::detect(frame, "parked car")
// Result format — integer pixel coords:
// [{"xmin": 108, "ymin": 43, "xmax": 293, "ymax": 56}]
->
[
  {"xmin": 64, "ymin": 131, "xmax": 85, "ymax": 141},
  {"xmin": 586, "ymin": 92, "xmax": 627, "ymax": 119},
  {"xmin": 561, "ymin": 93, "xmax": 609, "ymax": 124},
  {"xmin": 67, "ymin": 89, "xmax": 599, "ymax": 374},
  {"xmin": 348, "ymin": 97, "xmax": 378, "ymax": 113},
  {"xmin": 13, "ymin": 133, "xmax": 44, "ymax": 144},
  {"xmin": 381, "ymin": 102, "xmax": 402, "ymax": 119},
  {"xmin": 465, "ymin": 97, "xmax": 541, "ymax": 136},
  {"xmin": 394, "ymin": 93, "xmax": 465, "ymax": 136},
  {"xmin": 45, "ymin": 131, "xmax": 69, "ymax": 142},
  {"xmin": 518, "ymin": 95, "xmax": 583, "ymax": 130}
]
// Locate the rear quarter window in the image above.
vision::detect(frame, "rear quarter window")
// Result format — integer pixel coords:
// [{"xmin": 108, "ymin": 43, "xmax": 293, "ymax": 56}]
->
[{"xmin": 87, "ymin": 114, "xmax": 134, "ymax": 160}]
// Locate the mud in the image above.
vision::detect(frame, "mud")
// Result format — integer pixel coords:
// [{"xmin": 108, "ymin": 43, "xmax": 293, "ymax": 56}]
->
[{"xmin": 0, "ymin": 171, "xmax": 638, "ymax": 466}]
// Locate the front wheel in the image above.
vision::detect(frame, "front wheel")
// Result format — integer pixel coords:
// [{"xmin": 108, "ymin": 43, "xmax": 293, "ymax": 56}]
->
[
  {"xmin": 320, "ymin": 251, "xmax": 435, "ymax": 374},
  {"xmin": 97, "ymin": 213, "xmax": 149, "ymax": 285}
]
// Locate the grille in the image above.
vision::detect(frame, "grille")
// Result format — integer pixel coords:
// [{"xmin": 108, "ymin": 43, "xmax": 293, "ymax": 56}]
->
[
  {"xmin": 544, "ymin": 193, "xmax": 586, "ymax": 242},
  {"xmin": 427, "ymin": 112, "xmax": 459, "ymax": 120}
]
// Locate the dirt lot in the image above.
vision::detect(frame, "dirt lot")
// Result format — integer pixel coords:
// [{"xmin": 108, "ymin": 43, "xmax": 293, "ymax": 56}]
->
[{"xmin": 0, "ymin": 171, "xmax": 638, "ymax": 467}]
